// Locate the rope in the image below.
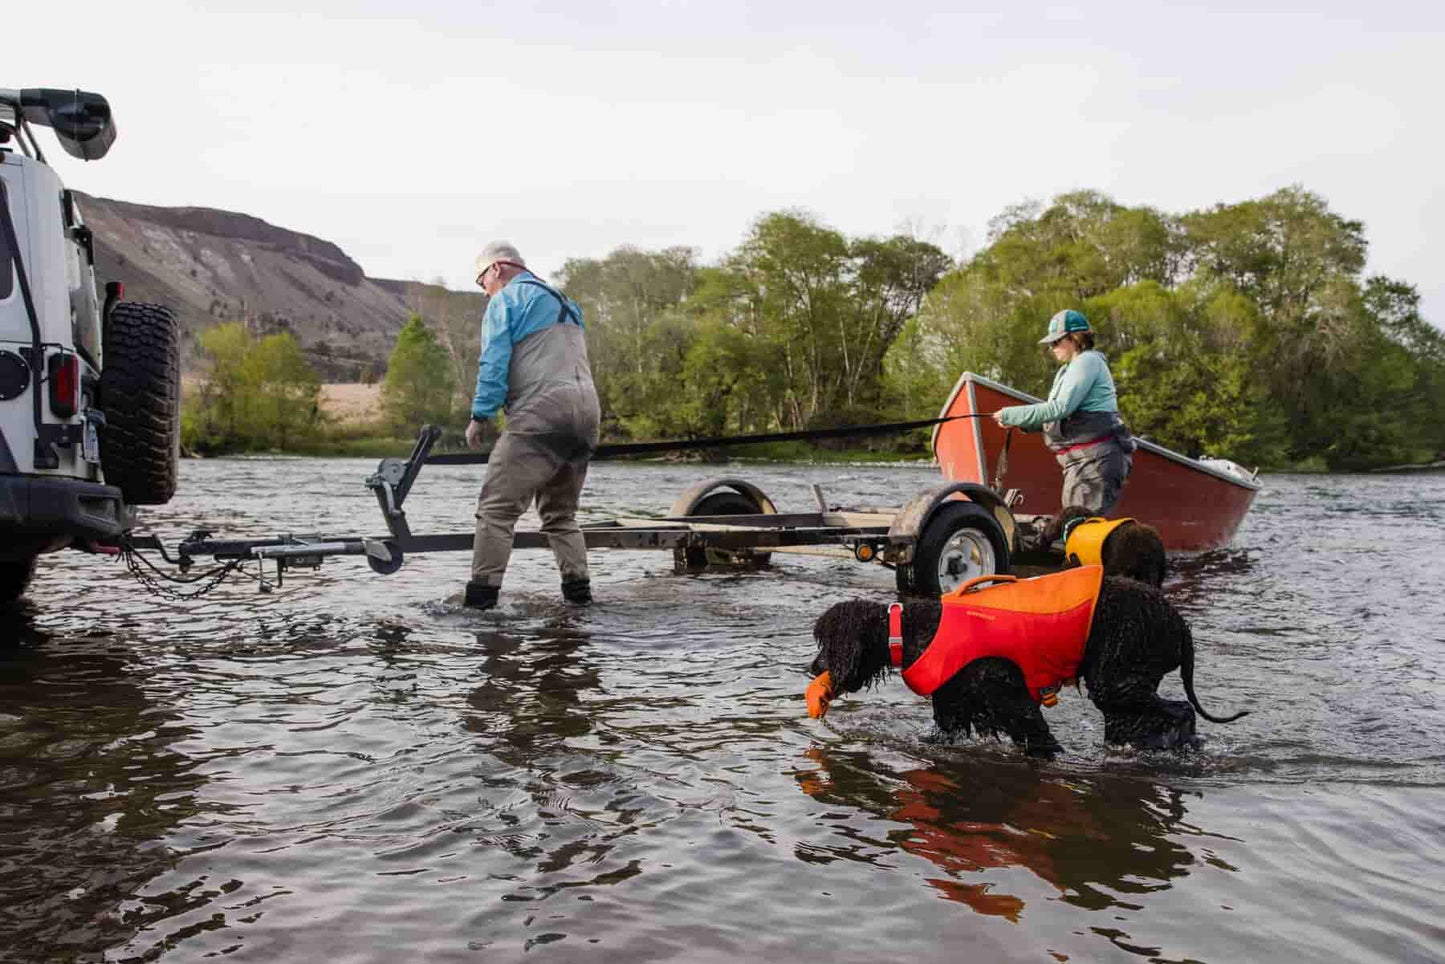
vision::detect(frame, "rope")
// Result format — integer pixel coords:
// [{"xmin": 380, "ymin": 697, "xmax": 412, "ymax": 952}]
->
[{"xmin": 426, "ymin": 413, "xmax": 991, "ymax": 466}]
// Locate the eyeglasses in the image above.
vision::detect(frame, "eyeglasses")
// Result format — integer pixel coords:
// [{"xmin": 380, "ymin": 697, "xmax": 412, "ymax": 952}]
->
[{"xmin": 475, "ymin": 263, "xmax": 495, "ymax": 287}]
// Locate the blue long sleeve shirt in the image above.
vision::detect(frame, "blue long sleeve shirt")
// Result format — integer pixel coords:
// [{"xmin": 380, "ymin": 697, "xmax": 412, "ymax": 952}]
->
[
  {"xmin": 472, "ymin": 271, "xmax": 585, "ymax": 420},
  {"xmin": 998, "ymin": 351, "xmax": 1118, "ymax": 430}
]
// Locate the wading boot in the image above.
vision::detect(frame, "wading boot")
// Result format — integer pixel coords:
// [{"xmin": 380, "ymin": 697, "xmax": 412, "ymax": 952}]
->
[
  {"xmin": 561, "ymin": 578, "xmax": 592, "ymax": 605},
  {"xmin": 464, "ymin": 581, "xmax": 499, "ymax": 610}
]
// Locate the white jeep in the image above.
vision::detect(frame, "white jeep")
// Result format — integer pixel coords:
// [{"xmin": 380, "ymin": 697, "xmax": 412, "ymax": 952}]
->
[{"xmin": 1, "ymin": 88, "xmax": 180, "ymax": 602}]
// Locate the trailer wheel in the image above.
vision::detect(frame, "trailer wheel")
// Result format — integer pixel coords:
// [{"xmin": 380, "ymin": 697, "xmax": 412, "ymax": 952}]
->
[
  {"xmin": 681, "ymin": 490, "xmax": 772, "ymax": 572},
  {"xmin": 366, "ymin": 540, "xmax": 405, "ymax": 576},
  {"xmin": 0, "ymin": 555, "xmax": 38, "ymax": 604},
  {"xmin": 101, "ymin": 302, "xmax": 181, "ymax": 505},
  {"xmin": 897, "ymin": 501, "xmax": 1009, "ymax": 596}
]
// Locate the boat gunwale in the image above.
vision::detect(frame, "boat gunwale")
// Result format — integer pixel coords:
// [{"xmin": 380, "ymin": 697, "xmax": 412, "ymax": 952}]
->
[{"xmin": 933, "ymin": 370, "xmax": 1264, "ymax": 493}]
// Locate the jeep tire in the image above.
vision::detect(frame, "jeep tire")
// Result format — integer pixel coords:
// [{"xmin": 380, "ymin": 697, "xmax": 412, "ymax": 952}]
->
[
  {"xmin": 100, "ymin": 302, "xmax": 181, "ymax": 505},
  {"xmin": 0, "ymin": 555, "xmax": 38, "ymax": 604}
]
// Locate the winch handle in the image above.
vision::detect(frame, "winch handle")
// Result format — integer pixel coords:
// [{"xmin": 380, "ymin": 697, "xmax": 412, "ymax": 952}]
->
[{"xmin": 945, "ymin": 573, "xmax": 1019, "ymax": 598}]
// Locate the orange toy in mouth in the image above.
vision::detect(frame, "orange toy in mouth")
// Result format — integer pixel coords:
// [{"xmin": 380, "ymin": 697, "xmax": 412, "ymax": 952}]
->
[{"xmin": 806, "ymin": 672, "xmax": 835, "ymax": 719}]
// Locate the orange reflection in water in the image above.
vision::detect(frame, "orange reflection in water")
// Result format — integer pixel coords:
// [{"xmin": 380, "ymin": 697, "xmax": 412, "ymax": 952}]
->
[{"xmin": 796, "ymin": 748, "xmax": 1130, "ymax": 923}]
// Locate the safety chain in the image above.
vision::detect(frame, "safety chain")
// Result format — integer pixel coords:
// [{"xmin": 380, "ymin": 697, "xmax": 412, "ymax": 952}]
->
[{"xmin": 117, "ymin": 535, "xmax": 255, "ymax": 601}]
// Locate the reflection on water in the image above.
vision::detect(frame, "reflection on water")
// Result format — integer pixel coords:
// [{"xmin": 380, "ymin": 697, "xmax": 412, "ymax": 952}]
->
[
  {"xmin": 0, "ymin": 604, "xmax": 202, "ymax": 959},
  {"xmin": 2, "ymin": 460, "xmax": 1444, "ymax": 962},
  {"xmin": 795, "ymin": 747, "xmax": 1204, "ymax": 924}
]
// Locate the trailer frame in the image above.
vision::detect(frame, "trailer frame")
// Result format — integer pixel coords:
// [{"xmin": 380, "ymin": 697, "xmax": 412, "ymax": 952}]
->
[{"xmin": 123, "ymin": 425, "xmax": 1031, "ymax": 595}]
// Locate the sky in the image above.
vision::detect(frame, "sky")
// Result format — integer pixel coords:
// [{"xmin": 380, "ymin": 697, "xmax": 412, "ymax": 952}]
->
[{"xmin": 9, "ymin": 1, "xmax": 1443, "ymax": 323}]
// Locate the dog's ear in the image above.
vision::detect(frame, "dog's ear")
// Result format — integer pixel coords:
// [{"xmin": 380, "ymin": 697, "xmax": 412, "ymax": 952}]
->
[{"xmin": 810, "ymin": 599, "xmax": 891, "ymax": 693}]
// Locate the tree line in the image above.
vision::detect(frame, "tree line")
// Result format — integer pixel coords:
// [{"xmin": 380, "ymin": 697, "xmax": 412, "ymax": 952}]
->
[{"xmin": 183, "ymin": 185, "xmax": 1445, "ymax": 470}]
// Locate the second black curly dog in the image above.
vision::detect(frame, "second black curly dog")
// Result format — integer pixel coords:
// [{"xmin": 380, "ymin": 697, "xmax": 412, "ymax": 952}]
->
[
  {"xmin": 1040, "ymin": 506, "xmax": 1168, "ymax": 587},
  {"xmin": 807, "ymin": 576, "xmax": 1247, "ymax": 756}
]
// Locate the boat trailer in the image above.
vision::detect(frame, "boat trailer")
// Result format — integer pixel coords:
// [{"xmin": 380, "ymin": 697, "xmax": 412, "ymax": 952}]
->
[{"xmin": 122, "ymin": 426, "xmax": 1032, "ymax": 596}]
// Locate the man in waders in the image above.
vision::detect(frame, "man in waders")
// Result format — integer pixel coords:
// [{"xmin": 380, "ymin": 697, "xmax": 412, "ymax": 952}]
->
[{"xmin": 464, "ymin": 242, "xmax": 600, "ymax": 609}]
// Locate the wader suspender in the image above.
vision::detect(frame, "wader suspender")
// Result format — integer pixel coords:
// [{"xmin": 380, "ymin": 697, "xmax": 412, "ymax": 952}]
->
[{"xmin": 515, "ymin": 278, "xmax": 580, "ymax": 326}]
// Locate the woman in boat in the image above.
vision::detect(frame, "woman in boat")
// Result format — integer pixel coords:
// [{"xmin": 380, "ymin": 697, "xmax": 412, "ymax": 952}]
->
[{"xmin": 992, "ymin": 309, "xmax": 1136, "ymax": 515}]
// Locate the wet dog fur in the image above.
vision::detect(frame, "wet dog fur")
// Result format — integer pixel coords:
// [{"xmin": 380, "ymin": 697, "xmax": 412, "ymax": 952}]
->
[
  {"xmin": 1042, "ymin": 506, "xmax": 1168, "ymax": 588},
  {"xmin": 808, "ymin": 577, "xmax": 1247, "ymax": 756}
]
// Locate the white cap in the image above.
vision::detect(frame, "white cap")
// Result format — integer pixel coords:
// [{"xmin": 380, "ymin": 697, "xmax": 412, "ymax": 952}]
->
[{"xmin": 475, "ymin": 241, "xmax": 525, "ymax": 278}]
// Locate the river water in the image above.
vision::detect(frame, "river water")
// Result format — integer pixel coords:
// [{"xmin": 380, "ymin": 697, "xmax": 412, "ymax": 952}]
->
[{"xmin": 2, "ymin": 457, "xmax": 1443, "ymax": 963}]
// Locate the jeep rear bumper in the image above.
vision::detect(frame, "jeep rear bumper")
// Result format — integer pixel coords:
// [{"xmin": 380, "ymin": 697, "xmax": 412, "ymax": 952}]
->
[{"xmin": 0, "ymin": 475, "xmax": 127, "ymax": 559}]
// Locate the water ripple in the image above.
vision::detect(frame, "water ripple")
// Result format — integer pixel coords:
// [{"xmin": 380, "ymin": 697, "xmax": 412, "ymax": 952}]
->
[{"xmin": 3, "ymin": 463, "xmax": 1444, "ymax": 961}]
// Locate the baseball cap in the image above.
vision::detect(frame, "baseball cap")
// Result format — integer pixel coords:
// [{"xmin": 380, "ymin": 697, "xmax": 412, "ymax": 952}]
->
[
  {"xmin": 1039, "ymin": 309, "xmax": 1091, "ymax": 344},
  {"xmin": 475, "ymin": 241, "xmax": 526, "ymax": 279}
]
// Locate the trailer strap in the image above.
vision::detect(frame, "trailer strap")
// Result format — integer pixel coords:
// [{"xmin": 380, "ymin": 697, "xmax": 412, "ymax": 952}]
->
[{"xmin": 425, "ymin": 413, "xmax": 992, "ymax": 466}]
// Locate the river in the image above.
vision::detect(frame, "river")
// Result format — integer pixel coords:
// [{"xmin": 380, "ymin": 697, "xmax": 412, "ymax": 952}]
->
[{"xmin": 2, "ymin": 457, "xmax": 1443, "ymax": 962}]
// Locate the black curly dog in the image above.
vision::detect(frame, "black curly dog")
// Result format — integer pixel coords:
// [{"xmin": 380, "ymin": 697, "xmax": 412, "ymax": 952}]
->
[
  {"xmin": 808, "ymin": 577, "xmax": 1248, "ymax": 756},
  {"xmin": 1041, "ymin": 506, "xmax": 1168, "ymax": 587}
]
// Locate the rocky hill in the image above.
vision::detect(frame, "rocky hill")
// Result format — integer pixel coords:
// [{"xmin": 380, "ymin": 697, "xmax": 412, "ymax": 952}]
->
[{"xmin": 77, "ymin": 193, "xmax": 483, "ymax": 380}]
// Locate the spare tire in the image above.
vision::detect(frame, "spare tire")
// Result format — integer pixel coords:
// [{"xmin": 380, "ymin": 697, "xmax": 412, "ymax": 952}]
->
[{"xmin": 101, "ymin": 302, "xmax": 181, "ymax": 505}]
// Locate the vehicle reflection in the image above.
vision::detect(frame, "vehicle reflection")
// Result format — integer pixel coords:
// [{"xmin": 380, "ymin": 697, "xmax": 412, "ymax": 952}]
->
[
  {"xmin": 795, "ymin": 746, "xmax": 1205, "ymax": 922},
  {"xmin": 0, "ymin": 604, "xmax": 205, "ymax": 958}
]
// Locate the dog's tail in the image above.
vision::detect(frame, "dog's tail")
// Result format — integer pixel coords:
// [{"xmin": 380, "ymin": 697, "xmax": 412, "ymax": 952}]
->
[{"xmin": 1181, "ymin": 623, "xmax": 1250, "ymax": 724}]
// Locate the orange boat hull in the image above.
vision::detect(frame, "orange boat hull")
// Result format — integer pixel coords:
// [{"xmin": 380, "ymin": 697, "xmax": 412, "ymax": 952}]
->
[{"xmin": 933, "ymin": 373, "xmax": 1260, "ymax": 552}]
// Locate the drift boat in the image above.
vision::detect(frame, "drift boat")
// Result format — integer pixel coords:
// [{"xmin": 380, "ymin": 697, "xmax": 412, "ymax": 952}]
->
[{"xmin": 933, "ymin": 372, "xmax": 1260, "ymax": 551}]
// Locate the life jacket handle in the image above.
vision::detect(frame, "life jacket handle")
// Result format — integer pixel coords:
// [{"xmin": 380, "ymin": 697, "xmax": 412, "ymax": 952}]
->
[{"xmin": 944, "ymin": 573, "xmax": 1019, "ymax": 598}]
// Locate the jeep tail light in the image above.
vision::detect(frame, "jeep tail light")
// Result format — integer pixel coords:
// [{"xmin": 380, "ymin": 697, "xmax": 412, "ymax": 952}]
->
[{"xmin": 48, "ymin": 351, "xmax": 80, "ymax": 418}]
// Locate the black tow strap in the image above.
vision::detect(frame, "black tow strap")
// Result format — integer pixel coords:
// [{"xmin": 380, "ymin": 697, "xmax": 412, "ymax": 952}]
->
[{"xmin": 426, "ymin": 413, "xmax": 992, "ymax": 466}]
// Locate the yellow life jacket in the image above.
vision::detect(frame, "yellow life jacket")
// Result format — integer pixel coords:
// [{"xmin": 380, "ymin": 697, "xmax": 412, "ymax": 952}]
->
[{"xmin": 1063, "ymin": 517, "xmax": 1133, "ymax": 567}]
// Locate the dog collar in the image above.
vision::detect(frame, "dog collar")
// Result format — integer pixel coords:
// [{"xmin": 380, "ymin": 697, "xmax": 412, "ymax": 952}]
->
[
  {"xmin": 1059, "ymin": 515, "xmax": 1089, "ymax": 545},
  {"xmin": 888, "ymin": 602, "xmax": 903, "ymax": 667}
]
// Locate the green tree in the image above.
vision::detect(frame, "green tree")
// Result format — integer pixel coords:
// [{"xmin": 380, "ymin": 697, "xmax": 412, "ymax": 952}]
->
[
  {"xmin": 897, "ymin": 185, "xmax": 1442, "ymax": 469},
  {"xmin": 407, "ymin": 279, "xmax": 487, "ymax": 413},
  {"xmin": 381, "ymin": 314, "xmax": 456, "ymax": 433},
  {"xmin": 183, "ymin": 322, "xmax": 322, "ymax": 453},
  {"xmin": 558, "ymin": 246, "xmax": 701, "ymax": 433}
]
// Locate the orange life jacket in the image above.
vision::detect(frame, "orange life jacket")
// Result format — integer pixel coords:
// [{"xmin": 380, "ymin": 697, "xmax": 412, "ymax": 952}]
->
[{"xmin": 888, "ymin": 567, "xmax": 1104, "ymax": 705}]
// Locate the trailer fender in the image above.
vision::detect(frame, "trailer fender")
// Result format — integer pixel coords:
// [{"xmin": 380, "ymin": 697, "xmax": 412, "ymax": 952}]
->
[
  {"xmin": 667, "ymin": 478, "xmax": 778, "ymax": 518},
  {"xmin": 668, "ymin": 477, "xmax": 777, "ymax": 573},
  {"xmin": 888, "ymin": 483, "xmax": 1016, "ymax": 562}
]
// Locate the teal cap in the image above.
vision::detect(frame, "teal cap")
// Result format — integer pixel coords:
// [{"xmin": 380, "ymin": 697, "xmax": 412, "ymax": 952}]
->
[{"xmin": 1039, "ymin": 309, "xmax": 1091, "ymax": 344}]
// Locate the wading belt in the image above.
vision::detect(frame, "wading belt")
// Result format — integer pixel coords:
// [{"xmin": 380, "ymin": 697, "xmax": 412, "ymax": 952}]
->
[{"xmin": 1055, "ymin": 434, "xmax": 1114, "ymax": 455}]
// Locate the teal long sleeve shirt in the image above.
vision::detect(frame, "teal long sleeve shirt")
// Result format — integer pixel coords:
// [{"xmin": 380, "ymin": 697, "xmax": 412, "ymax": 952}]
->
[
  {"xmin": 997, "ymin": 351, "xmax": 1118, "ymax": 430},
  {"xmin": 472, "ymin": 272, "xmax": 584, "ymax": 420}
]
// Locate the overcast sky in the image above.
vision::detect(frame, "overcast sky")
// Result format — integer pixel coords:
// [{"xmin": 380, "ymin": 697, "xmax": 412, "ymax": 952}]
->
[{"xmin": 10, "ymin": 1, "xmax": 1443, "ymax": 323}]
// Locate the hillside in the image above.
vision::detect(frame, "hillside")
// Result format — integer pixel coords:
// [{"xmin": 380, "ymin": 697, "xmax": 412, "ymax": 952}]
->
[{"xmin": 77, "ymin": 193, "xmax": 483, "ymax": 380}]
